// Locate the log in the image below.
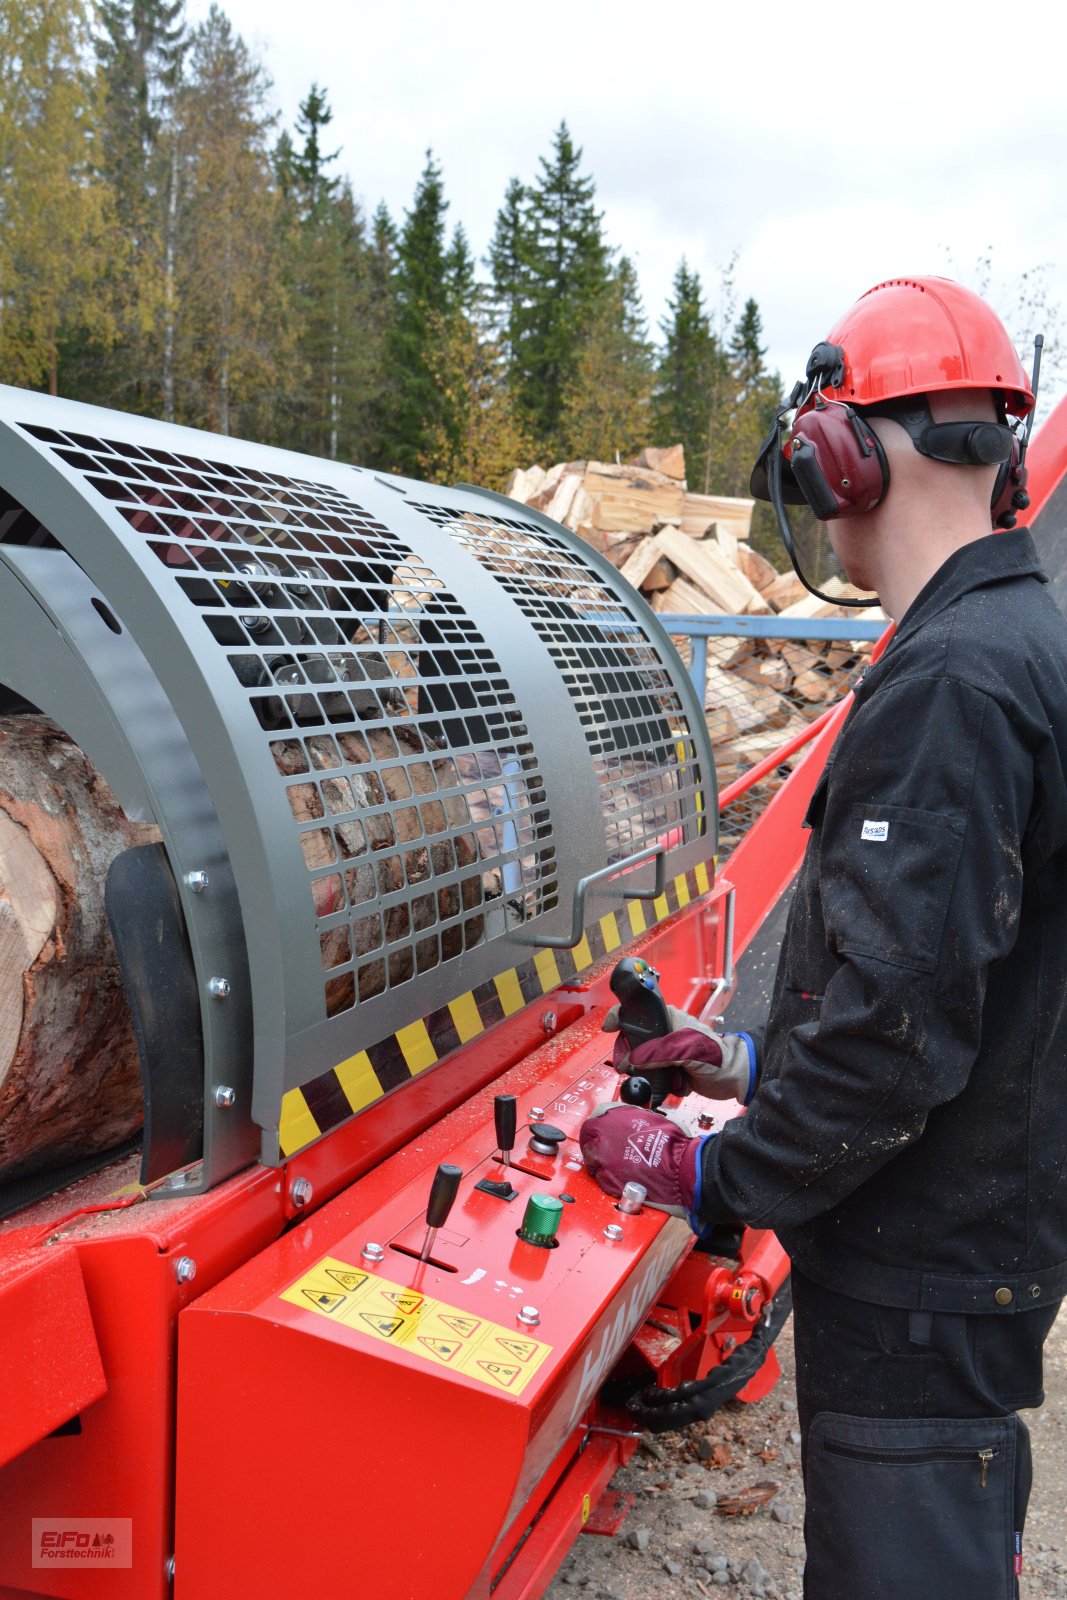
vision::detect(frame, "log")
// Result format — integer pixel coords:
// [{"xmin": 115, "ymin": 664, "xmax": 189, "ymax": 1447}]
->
[{"xmin": 0, "ymin": 717, "xmax": 159, "ymax": 1180}]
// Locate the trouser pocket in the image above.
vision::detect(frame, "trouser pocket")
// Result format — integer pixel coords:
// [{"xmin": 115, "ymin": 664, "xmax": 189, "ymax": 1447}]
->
[{"xmin": 804, "ymin": 1411, "xmax": 1019, "ymax": 1600}]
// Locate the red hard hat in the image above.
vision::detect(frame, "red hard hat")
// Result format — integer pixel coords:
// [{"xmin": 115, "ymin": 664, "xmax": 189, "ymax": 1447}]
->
[{"xmin": 813, "ymin": 277, "xmax": 1034, "ymax": 418}]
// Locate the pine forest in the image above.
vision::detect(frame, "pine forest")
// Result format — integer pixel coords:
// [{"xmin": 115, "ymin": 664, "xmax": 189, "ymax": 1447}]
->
[{"xmin": 0, "ymin": 0, "xmax": 784, "ymax": 520}]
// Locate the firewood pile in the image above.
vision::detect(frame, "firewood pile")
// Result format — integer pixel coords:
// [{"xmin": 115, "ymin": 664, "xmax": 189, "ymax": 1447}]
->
[{"xmin": 506, "ymin": 445, "xmax": 886, "ymax": 849}]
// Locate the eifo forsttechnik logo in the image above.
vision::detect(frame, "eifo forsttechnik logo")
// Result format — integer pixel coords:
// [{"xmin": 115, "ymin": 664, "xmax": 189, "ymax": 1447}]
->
[{"xmin": 32, "ymin": 1519, "xmax": 133, "ymax": 1567}]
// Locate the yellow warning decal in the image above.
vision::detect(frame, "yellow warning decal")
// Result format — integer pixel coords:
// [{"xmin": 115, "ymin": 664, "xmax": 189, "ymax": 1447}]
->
[{"xmin": 280, "ymin": 1257, "xmax": 552, "ymax": 1395}]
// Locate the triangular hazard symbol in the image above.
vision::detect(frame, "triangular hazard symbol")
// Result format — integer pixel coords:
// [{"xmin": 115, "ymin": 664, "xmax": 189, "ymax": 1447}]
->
[
  {"xmin": 382, "ymin": 1289, "xmax": 423, "ymax": 1314},
  {"xmin": 496, "ymin": 1338, "xmax": 537, "ymax": 1362},
  {"xmin": 440, "ymin": 1314, "xmax": 480, "ymax": 1337},
  {"xmin": 418, "ymin": 1336, "xmax": 460, "ymax": 1362},
  {"xmin": 477, "ymin": 1360, "xmax": 521, "ymax": 1386},
  {"xmin": 326, "ymin": 1268, "xmax": 367, "ymax": 1293},
  {"xmin": 359, "ymin": 1312, "xmax": 405, "ymax": 1338},
  {"xmin": 303, "ymin": 1288, "xmax": 345, "ymax": 1312}
]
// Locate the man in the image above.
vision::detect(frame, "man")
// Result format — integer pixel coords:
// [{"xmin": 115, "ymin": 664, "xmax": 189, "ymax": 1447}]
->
[{"xmin": 580, "ymin": 278, "xmax": 1067, "ymax": 1598}]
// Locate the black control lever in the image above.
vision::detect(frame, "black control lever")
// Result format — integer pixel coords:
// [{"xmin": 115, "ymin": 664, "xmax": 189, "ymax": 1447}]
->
[
  {"xmin": 610, "ymin": 956, "xmax": 673, "ymax": 1110},
  {"xmin": 420, "ymin": 1162, "xmax": 462, "ymax": 1263},
  {"xmin": 495, "ymin": 1094, "xmax": 517, "ymax": 1167}
]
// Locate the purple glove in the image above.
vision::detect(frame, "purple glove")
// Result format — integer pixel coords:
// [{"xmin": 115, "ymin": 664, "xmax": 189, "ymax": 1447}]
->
[
  {"xmin": 579, "ymin": 1103, "xmax": 709, "ymax": 1223},
  {"xmin": 604, "ymin": 1003, "xmax": 757, "ymax": 1104}
]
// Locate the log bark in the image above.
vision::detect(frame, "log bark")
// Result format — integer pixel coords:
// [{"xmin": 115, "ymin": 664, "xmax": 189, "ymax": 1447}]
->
[{"xmin": 0, "ymin": 717, "xmax": 158, "ymax": 1181}]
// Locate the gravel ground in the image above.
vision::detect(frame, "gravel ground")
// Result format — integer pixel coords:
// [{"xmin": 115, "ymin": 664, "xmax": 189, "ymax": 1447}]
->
[{"xmin": 546, "ymin": 1305, "xmax": 1066, "ymax": 1600}]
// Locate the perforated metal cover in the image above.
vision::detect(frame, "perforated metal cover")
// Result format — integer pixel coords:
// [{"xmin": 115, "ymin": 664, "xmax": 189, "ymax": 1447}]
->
[{"xmin": 0, "ymin": 388, "xmax": 714, "ymax": 1174}]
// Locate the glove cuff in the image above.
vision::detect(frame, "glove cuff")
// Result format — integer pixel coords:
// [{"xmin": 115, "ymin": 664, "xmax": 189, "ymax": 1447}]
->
[
  {"xmin": 728, "ymin": 1031, "xmax": 759, "ymax": 1105},
  {"xmin": 680, "ymin": 1132, "xmax": 713, "ymax": 1232}
]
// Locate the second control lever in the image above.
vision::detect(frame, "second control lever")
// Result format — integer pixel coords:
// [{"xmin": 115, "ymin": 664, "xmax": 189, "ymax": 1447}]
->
[
  {"xmin": 495, "ymin": 1094, "xmax": 517, "ymax": 1166},
  {"xmin": 419, "ymin": 1162, "xmax": 462, "ymax": 1263}
]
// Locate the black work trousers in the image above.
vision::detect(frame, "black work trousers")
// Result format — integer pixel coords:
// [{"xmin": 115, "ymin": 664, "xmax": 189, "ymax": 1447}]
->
[{"xmin": 790, "ymin": 1268, "xmax": 1060, "ymax": 1600}]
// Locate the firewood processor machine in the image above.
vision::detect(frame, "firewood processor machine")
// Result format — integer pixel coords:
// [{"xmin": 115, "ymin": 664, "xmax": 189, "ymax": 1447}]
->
[{"xmin": 1, "ymin": 385, "xmax": 1062, "ymax": 1599}]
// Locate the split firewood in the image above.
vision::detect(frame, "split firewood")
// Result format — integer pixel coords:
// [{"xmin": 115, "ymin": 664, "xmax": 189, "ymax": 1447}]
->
[
  {"xmin": 712, "ymin": 523, "xmax": 741, "ymax": 568},
  {"xmin": 0, "ymin": 717, "xmax": 159, "ymax": 1181},
  {"xmin": 760, "ymin": 571, "xmax": 809, "ymax": 611},
  {"xmin": 680, "ymin": 491, "xmax": 754, "ymax": 541},
  {"xmin": 273, "ymin": 727, "xmax": 486, "ymax": 1015},
  {"xmin": 650, "ymin": 525, "xmax": 771, "ymax": 615},
  {"xmin": 584, "ymin": 464, "xmax": 686, "ymax": 534},
  {"xmin": 635, "ymin": 443, "xmax": 686, "ymax": 480},
  {"xmin": 618, "ymin": 537, "xmax": 672, "ymax": 591},
  {"xmin": 735, "ymin": 542, "xmax": 781, "ymax": 594}
]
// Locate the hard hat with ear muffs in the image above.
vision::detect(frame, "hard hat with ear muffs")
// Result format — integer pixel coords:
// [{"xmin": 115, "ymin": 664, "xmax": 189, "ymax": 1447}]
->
[{"xmin": 751, "ymin": 277, "xmax": 1042, "ymax": 607}]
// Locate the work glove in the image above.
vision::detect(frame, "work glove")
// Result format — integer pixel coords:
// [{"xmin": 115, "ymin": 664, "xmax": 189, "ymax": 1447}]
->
[
  {"xmin": 603, "ymin": 1004, "xmax": 758, "ymax": 1104},
  {"xmin": 579, "ymin": 1102, "xmax": 711, "ymax": 1228}
]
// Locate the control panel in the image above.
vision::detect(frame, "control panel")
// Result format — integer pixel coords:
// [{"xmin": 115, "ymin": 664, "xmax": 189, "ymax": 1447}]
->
[{"xmin": 174, "ymin": 1000, "xmax": 742, "ymax": 1600}]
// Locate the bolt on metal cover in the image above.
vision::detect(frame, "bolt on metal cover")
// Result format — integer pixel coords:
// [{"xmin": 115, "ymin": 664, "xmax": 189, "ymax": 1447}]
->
[
  {"xmin": 361, "ymin": 1242, "xmax": 385, "ymax": 1262},
  {"xmin": 603, "ymin": 1223, "xmax": 624, "ymax": 1241},
  {"xmin": 174, "ymin": 1256, "xmax": 196, "ymax": 1284},
  {"xmin": 207, "ymin": 976, "xmax": 230, "ymax": 999},
  {"xmin": 517, "ymin": 1305, "xmax": 541, "ymax": 1326},
  {"xmin": 213, "ymin": 1085, "xmax": 236, "ymax": 1108},
  {"xmin": 289, "ymin": 1177, "xmax": 313, "ymax": 1208}
]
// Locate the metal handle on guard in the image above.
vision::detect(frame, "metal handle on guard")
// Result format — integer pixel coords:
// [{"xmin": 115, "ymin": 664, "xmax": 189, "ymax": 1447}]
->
[{"xmin": 513, "ymin": 842, "xmax": 667, "ymax": 949}]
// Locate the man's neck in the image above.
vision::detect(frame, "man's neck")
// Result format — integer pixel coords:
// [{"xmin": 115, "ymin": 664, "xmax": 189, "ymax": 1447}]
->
[{"xmin": 873, "ymin": 518, "xmax": 998, "ymax": 623}]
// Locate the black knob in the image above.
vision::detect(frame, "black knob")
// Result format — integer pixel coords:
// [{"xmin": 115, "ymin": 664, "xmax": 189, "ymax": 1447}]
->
[
  {"xmin": 426, "ymin": 1163, "xmax": 462, "ymax": 1229},
  {"xmin": 620, "ymin": 1076, "xmax": 653, "ymax": 1107},
  {"xmin": 528, "ymin": 1122, "xmax": 566, "ymax": 1156},
  {"xmin": 494, "ymin": 1094, "xmax": 517, "ymax": 1157}
]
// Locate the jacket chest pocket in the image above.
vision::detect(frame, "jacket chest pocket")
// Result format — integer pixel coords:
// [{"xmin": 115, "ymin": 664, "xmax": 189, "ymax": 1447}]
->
[{"xmin": 822, "ymin": 802, "xmax": 966, "ymax": 973}]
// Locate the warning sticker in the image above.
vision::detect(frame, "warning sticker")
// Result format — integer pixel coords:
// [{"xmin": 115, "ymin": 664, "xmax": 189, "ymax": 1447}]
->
[
  {"xmin": 279, "ymin": 1256, "xmax": 552, "ymax": 1395},
  {"xmin": 302, "ymin": 1288, "xmax": 346, "ymax": 1313},
  {"xmin": 326, "ymin": 1268, "xmax": 368, "ymax": 1293}
]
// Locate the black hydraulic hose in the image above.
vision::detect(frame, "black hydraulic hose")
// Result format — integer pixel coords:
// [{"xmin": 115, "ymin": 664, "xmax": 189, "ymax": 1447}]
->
[{"xmin": 627, "ymin": 1276, "xmax": 793, "ymax": 1433}]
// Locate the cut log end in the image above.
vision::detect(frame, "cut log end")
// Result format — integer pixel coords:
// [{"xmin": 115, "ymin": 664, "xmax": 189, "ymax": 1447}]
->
[{"xmin": 0, "ymin": 717, "xmax": 158, "ymax": 1183}]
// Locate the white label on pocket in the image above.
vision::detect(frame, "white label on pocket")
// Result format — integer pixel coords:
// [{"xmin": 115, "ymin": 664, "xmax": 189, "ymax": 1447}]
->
[{"xmin": 861, "ymin": 820, "xmax": 889, "ymax": 841}]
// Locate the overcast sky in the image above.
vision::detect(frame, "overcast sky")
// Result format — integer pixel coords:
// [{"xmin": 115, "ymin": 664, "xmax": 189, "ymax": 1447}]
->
[{"xmin": 187, "ymin": 0, "xmax": 1065, "ymax": 416}]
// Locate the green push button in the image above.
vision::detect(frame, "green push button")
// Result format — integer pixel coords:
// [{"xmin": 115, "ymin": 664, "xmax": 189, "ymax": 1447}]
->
[{"xmin": 518, "ymin": 1193, "xmax": 563, "ymax": 1247}]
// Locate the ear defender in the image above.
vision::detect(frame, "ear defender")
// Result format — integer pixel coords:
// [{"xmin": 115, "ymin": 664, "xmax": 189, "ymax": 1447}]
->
[{"xmin": 786, "ymin": 402, "xmax": 890, "ymax": 520}]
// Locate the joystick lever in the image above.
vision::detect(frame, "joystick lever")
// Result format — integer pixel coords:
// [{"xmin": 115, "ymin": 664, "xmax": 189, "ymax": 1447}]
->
[
  {"xmin": 494, "ymin": 1094, "xmax": 517, "ymax": 1166},
  {"xmin": 610, "ymin": 957, "xmax": 674, "ymax": 1110},
  {"xmin": 420, "ymin": 1162, "xmax": 462, "ymax": 1263}
]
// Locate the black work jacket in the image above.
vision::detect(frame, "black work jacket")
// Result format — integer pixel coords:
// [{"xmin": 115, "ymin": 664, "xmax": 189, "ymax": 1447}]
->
[{"xmin": 699, "ymin": 529, "xmax": 1067, "ymax": 1314}]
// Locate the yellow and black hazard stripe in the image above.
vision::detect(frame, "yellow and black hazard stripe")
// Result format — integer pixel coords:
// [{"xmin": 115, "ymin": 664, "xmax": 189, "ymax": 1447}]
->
[{"xmin": 278, "ymin": 860, "xmax": 713, "ymax": 1159}]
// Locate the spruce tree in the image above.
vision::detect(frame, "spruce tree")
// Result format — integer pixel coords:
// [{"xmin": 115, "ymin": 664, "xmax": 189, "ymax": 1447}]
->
[
  {"xmin": 487, "ymin": 176, "xmax": 529, "ymax": 363},
  {"xmin": 85, "ymin": 0, "xmax": 185, "ymax": 411},
  {"xmin": 171, "ymin": 5, "xmax": 293, "ymax": 435},
  {"xmin": 510, "ymin": 122, "xmax": 611, "ymax": 454},
  {"xmin": 382, "ymin": 150, "xmax": 454, "ymax": 477},
  {"xmin": 560, "ymin": 256, "xmax": 654, "ymax": 461},
  {"xmin": 275, "ymin": 85, "xmax": 379, "ymax": 461},
  {"xmin": 653, "ymin": 259, "xmax": 723, "ymax": 487}
]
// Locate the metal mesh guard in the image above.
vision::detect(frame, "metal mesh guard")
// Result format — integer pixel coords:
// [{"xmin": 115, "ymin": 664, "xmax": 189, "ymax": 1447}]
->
[
  {"xmin": 411, "ymin": 501, "xmax": 708, "ymax": 862},
  {"xmin": 18, "ymin": 423, "xmax": 558, "ymax": 1019},
  {"xmin": 5, "ymin": 405, "xmax": 713, "ymax": 1145}
]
